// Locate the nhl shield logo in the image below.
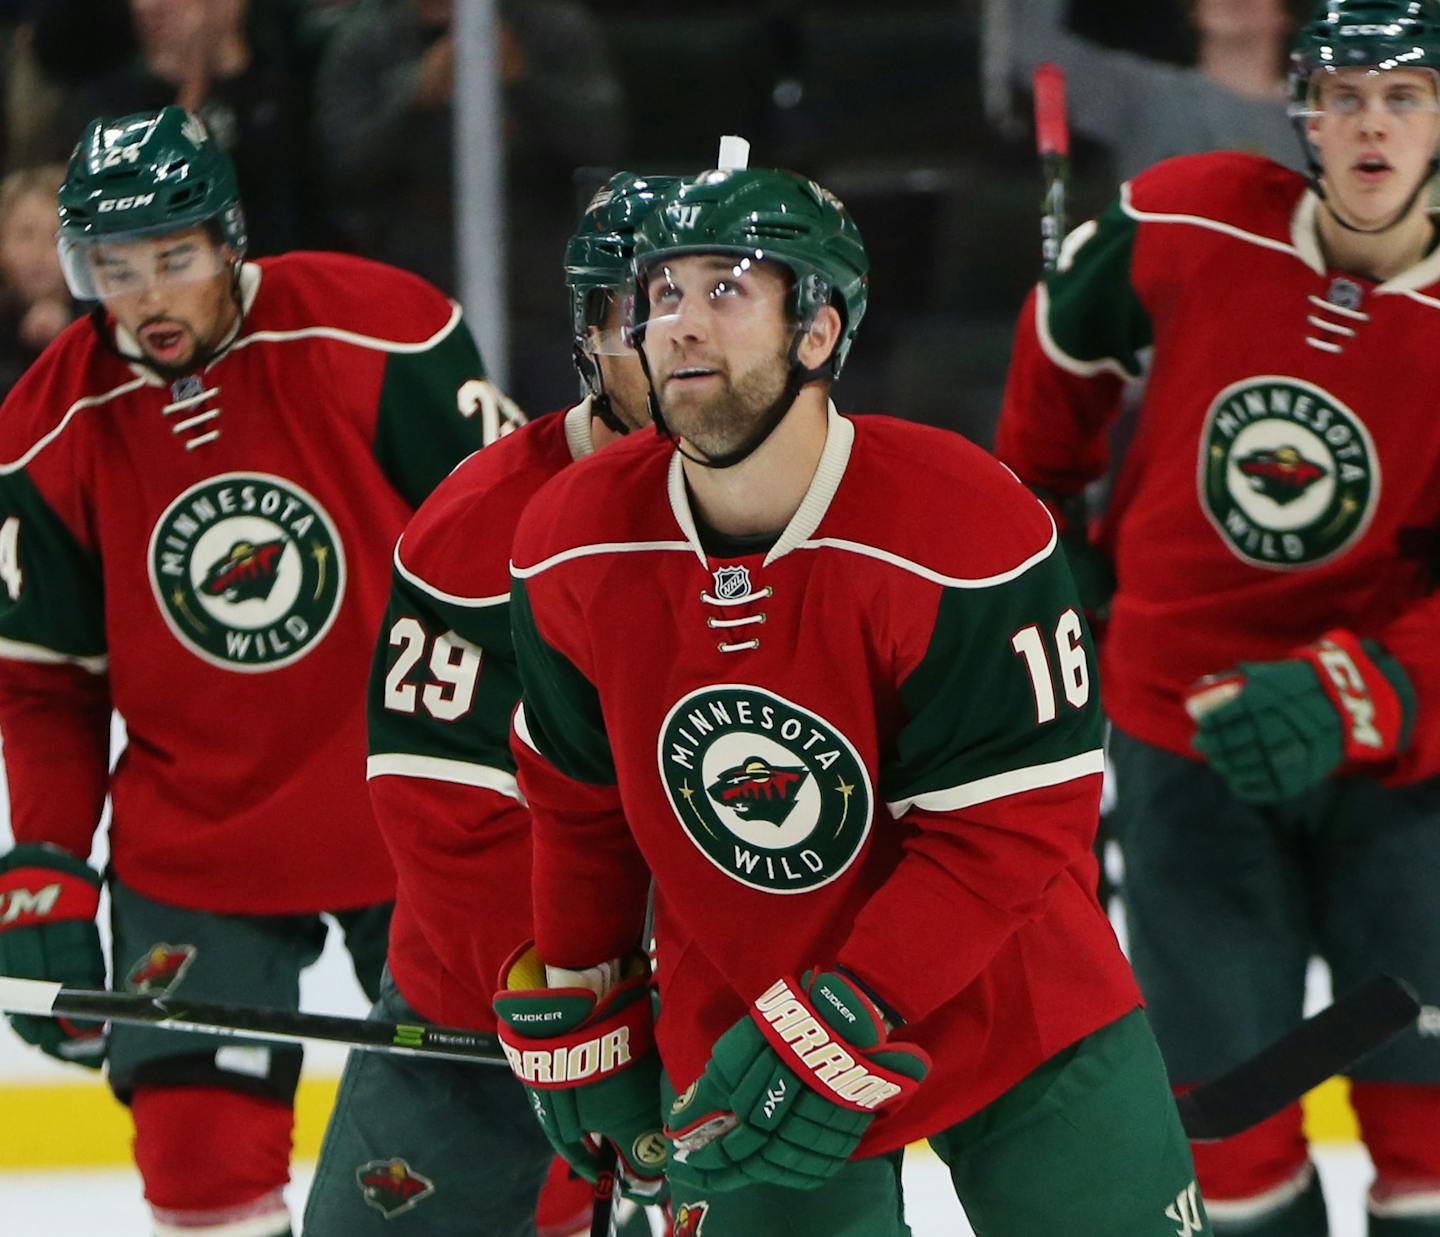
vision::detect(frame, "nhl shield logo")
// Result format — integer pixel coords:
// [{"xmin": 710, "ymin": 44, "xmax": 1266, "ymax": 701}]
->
[
  {"xmin": 712, "ymin": 564, "xmax": 752, "ymax": 601},
  {"xmin": 658, "ymin": 685, "xmax": 873, "ymax": 893},
  {"xmin": 356, "ymin": 1157, "xmax": 435, "ymax": 1218},
  {"xmin": 148, "ymin": 472, "xmax": 346, "ymax": 671},
  {"xmin": 1198, "ymin": 376, "xmax": 1378, "ymax": 569},
  {"xmin": 125, "ymin": 943, "xmax": 197, "ymax": 994}
]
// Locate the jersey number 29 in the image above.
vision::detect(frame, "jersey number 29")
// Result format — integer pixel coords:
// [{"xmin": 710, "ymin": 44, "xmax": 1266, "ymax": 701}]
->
[{"xmin": 384, "ymin": 616, "xmax": 481, "ymax": 721}]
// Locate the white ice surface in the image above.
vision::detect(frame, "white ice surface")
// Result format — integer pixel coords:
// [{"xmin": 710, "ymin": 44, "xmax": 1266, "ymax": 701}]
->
[{"xmin": 0, "ymin": 1143, "xmax": 1374, "ymax": 1236}]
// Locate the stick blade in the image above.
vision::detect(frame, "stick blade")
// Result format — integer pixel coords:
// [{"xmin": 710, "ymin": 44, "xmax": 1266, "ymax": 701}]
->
[
  {"xmin": 1033, "ymin": 62, "xmax": 1069, "ymax": 158},
  {"xmin": 1176, "ymin": 975, "xmax": 1420, "ymax": 1142},
  {"xmin": 0, "ymin": 976, "xmax": 63, "ymax": 1016}
]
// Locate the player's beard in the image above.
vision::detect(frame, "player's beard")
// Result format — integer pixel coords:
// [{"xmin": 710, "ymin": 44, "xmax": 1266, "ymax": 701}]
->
[{"xmin": 659, "ymin": 342, "xmax": 791, "ymax": 462}]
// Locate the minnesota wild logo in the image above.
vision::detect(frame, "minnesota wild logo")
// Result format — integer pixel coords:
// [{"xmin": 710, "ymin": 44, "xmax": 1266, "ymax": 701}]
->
[
  {"xmin": 658, "ymin": 685, "xmax": 872, "ymax": 893},
  {"xmin": 125, "ymin": 943, "xmax": 197, "ymax": 994},
  {"xmin": 1198, "ymin": 376, "xmax": 1379, "ymax": 568},
  {"xmin": 148, "ymin": 472, "xmax": 345, "ymax": 671},
  {"xmin": 355, "ymin": 1157, "xmax": 434, "ymax": 1218}
]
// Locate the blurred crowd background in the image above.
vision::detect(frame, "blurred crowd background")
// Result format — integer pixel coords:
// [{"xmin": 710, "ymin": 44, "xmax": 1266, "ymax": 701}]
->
[{"xmin": 0, "ymin": 0, "xmax": 1314, "ymax": 437}]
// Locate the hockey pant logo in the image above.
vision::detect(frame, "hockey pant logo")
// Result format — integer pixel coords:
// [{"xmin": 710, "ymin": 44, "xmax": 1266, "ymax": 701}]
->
[{"xmin": 1166, "ymin": 1180, "xmax": 1205, "ymax": 1237}]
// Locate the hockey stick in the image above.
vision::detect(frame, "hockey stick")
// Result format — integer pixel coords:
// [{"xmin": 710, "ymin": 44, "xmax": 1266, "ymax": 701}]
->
[
  {"xmin": 1175, "ymin": 974, "xmax": 1420, "ymax": 1141},
  {"xmin": 0, "ymin": 975, "xmax": 508, "ymax": 1066},
  {"xmin": 1033, "ymin": 62, "xmax": 1070, "ymax": 272},
  {"xmin": 1, "ymin": 972, "xmax": 1420, "ymax": 1144}
]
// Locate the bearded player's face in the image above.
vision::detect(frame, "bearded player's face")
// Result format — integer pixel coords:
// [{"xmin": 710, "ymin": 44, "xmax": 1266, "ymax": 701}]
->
[
  {"xmin": 89, "ymin": 227, "xmax": 239, "ymax": 373},
  {"xmin": 639, "ymin": 254, "xmax": 793, "ymax": 458},
  {"xmin": 1307, "ymin": 67, "xmax": 1440, "ymax": 230}
]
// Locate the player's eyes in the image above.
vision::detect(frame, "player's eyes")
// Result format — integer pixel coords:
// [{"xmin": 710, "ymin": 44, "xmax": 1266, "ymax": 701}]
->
[
  {"xmin": 709, "ymin": 280, "xmax": 740, "ymax": 300},
  {"xmin": 1328, "ymin": 93, "xmax": 1364, "ymax": 115},
  {"xmin": 1387, "ymin": 91, "xmax": 1426, "ymax": 113}
]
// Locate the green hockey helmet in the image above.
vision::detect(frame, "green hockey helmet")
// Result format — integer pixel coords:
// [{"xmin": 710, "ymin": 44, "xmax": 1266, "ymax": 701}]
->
[
  {"xmin": 1289, "ymin": 0, "xmax": 1440, "ymax": 110},
  {"xmin": 57, "ymin": 106, "xmax": 246, "ymax": 301},
  {"xmin": 566, "ymin": 171, "xmax": 680, "ymax": 356},
  {"xmin": 630, "ymin": 167, "xmax": 869, "ymax": 377}
]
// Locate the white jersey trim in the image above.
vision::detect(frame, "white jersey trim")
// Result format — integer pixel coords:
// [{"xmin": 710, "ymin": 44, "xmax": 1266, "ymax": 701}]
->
[
  {"xmin": 886, "ymin": 749, "xmax": 1104, "ymax": 817},
  {"xmin": 512, "ymin": 702, "xmax": 538, "ymax": 753},
  {"xmin": 511, "ymin": 539, "xmax": 695, "ymax": 579},
  {"xmin": 0, "ymin": 635, "xmax": 107, "ymax": 674},
  {"xmin": 366, "ymin": 753, "xmax": 523, "ymax": 803},
  {"xmin": 225, "ymin": 300, "xmax": 464, "ymax": 358},
  {"xmin": 1369, "ymin": 1187, "xmax": 1440, "ymax": 1219},
  {"xmin": 0, "ymin": 377, "xmax": 149, "ymax": 473},
  {"xmin": 564, "ymin": 398, "xmax": 597, "ymax": 461},
  {"xmin": 1121, "ymin": 180, "xmax": 1303, "ymax": 261},
  {"xmin": 394, "ymin": 536, "xmax": 509, "ymax": 608}
]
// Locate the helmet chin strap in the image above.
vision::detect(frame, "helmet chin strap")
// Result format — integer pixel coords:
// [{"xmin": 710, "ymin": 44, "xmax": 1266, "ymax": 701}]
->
[
  {"xmin": 639, "ymin": 327, "xmax": 825, "ymax": 471},
  {"xmin": 573, "ymin": 341, "xmax": 630, "ymax": 436}
]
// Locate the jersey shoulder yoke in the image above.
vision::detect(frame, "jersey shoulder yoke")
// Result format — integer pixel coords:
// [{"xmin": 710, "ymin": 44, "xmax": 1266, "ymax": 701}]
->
[{"xmin": 1125, "ymin": 151, "xmax": 1306, "ymax": 248}]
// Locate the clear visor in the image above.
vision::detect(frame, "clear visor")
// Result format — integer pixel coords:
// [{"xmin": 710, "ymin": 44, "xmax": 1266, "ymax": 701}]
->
[
  {"xmin": 58, "ymin": 230, "xmax": 231, "ymax": 302},
  {"xmin": 1290, "ymin": 68, "xmax": 1440, "ymax": 122},
  {"xmin": 577, "ymin": 286, "xmax": 634, "ymax": 357},
  {"xmin": 626, "ymin": 252, "xmax": 803, "ymax": 377}
]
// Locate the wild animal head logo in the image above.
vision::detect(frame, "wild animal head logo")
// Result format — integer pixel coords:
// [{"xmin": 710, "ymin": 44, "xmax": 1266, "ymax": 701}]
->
[
  {"xmin": 674, "ymin": 1201, "xmax": 710, "ymax": 1236},
  {"xmin": 707, "ymin": 756, "xmax": 809, "ymax": 826},
  {"xmin": 125, "ymin": 943, "xmax": 197, "ymax": 994},
  {"xmin": 356, "ymin": 1157, "xmax": 435, "ymax": 1218},
  {"xmin": 1235, "ymin": 445, "xmax": 1327, "ymax": 506},
  {"xmin": 201, "ymin": 538, "xmax": 287, "ymax": 602}
]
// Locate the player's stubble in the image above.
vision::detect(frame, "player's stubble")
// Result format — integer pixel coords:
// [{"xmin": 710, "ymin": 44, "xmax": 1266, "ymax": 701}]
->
[{"xmin": 656, "ymin": 338, "xmax": 792, "ymax": 460}]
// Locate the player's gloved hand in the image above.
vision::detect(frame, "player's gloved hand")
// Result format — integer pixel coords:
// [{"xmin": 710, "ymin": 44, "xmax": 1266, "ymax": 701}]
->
[
  {"xmin": 0, "ymin": 843, "xmax": 107, "ymax": 1068},
  {"xmin": 665, "ymin": 970, "xmax": 929, "ymax": 1193},
  {"xmin": 1187, "ymin": 629, "xmax": 1415, "ymax": 805},
  {"xmin": 494, "ymin": 943, "xmax": 668, "ymax": 1201},
  {"xmin": 1031, "ymin": 486, "xmax": 1115, "ymax": 625}
]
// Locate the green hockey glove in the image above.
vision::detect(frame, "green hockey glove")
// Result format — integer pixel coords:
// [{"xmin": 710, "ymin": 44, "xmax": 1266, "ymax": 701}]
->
[
  {"xmin": 666, "ymin": 970, "xmax": 929, "ymax": 1193},
  {"xmin": 494, "ymin": 943, "xmax": 668, "ymax": 1200},
  {"xmin": 0, "ymin": 844, "xmax": 106, "ymax": 1068},
  {"xmin": 1031, "ymin": 486, "xmax": 1115, "ymax": 624},
  {"xmin": 1187, "ymin": 629, "xmax": 1415, "ymax": 804}
]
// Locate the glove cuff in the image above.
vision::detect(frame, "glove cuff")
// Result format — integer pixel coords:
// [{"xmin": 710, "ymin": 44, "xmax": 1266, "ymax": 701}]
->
[
  {"xmin": 0, "ymin": 846, "xmax": 102, "ymax": 926},
  {"xmin": 749, "ymin": 975, "xmax": 928, "ymax": 1113},
  {"xmin": 1295, "ymin": 630, "xmax": 1410, "ymax": 764}
]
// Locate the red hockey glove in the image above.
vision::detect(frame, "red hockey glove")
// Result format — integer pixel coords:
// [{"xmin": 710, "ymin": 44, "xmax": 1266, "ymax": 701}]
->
[
  {"xmin": 1187, "ymin": 629, "xmax": 1414, "ymax": 804},
  {"xmin": 0, "ymin": 844, "xmax": 106, "ymax": 1067},
  {"xmin": 665, "ymin": 970, "xmax": 929, "ymax": 1192}
]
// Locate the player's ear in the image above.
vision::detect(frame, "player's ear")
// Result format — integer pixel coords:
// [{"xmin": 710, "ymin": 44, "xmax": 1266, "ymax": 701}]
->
[{"xmin": 797, "ymin": 304, "xmax": 843, "ymax": 372}]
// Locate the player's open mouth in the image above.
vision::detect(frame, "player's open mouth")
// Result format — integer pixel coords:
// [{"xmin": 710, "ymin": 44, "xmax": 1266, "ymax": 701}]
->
[
  {"xmin": 1353, "ymin": 154, "xmax": 1393, "ymax": 184},
  {"xmin": 140, "ymin": 323, "xmax": 189, "ymax": 361},
  {"xmin": 668, "ymin": 367, "xmax": 720, "ymax": 386}
]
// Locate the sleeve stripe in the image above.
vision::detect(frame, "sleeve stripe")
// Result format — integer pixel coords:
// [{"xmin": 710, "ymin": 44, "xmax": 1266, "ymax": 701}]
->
[
  {"xmin": 0, "ymin": 636, "xmax": 107, "ymax": 675},
  {"xmin": 366, "ymin": 753, "xmax": 523, "ymax": 803},
  {"xmin": 886, "ymin": 749, "xmax": 1105, "ymax": 817},
  {"xmin": 393, "ymin": 537, "xmax": 509, "ymax": 607}
]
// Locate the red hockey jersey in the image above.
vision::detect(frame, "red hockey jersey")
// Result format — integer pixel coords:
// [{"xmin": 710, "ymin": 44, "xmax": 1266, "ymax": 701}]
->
[
  {"xmin": 998, "ymin": 152, "xmax": 1440, "ymax": 779},
  {"xmin": 367, "ymin": 404, "xmax": 597, "ymax": 1028},
  {"xmin": 0, "ymin": 252, "xmax": 492, "ymax": 913},
  {"xmin": 510, "ymin": 410, "xmax": 1142, "ymax": 1156}
]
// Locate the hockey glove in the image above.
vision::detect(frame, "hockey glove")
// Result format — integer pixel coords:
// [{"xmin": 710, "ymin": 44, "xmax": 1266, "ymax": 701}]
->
[
  {"xmin": 1031, "ymin": 486, "xmax": 1115, "ymax": 626},
  {"xmin": 1187, "ymin": 630, "xmax": 1415, "ymax": 805},
  {"xmin": 494, "ymin": 943, "xmax": 668, "ymax": 1201},
  {"xmin": 665, "ymin": 970, "xmax": 929, "ymax": 1193},
  {"xmin": 0, "ymin": 844, "xmax": 106, "ymax": 1067}
]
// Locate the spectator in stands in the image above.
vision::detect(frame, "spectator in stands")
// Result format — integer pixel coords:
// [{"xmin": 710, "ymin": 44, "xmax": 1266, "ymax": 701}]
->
[
  {"xmin": 987, "ymin": 0, "xmax": 1310, "ymax": 180},
  {"xmin": 0, "ymin": 164, "xmax": 71, "ymax": 398},
  {"xmin": 61, "ymin": 0, "xmax": 315, "ymax": 253},
  {"xmin": 315, "ymin": 0, "xmax": 626, "ymax": 412}
]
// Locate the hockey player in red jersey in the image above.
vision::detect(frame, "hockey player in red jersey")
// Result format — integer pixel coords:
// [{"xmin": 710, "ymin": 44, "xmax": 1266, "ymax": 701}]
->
[
  {"xmin": 0, "ymin": 108, "xmax": 505, "ymax": 1237},
  {"xmin": 996, "ymin": 2, "xmax": 1440, "ymax": 1232},
  {"xmin": 493, "ymin": 165, "xmax": 1206, "ymax": 1235},
  {"xmin": 300, "ymin": 171, "xmax": 670, "ymax": 1237}
]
